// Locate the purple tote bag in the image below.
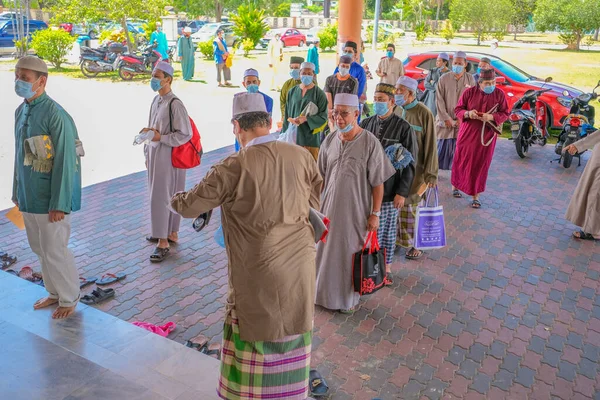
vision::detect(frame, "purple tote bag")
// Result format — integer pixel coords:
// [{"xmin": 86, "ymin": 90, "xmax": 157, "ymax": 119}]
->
[{"xmin": 414, "ymin": 187, "xmax": 446, "ymax": 250}]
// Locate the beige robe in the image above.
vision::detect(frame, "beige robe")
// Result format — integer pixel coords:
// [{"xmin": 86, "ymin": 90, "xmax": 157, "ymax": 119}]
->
[
  {"xmin": 565, "ymin": 129, "xmax": 600, "ymax": 236},
  {"xmin": 377, "ymin": 56, "xmax": 404, "ymax": 85},
  {"xmin": 435, "ymin": 72, "xmax": 476, "ymax": 140}
]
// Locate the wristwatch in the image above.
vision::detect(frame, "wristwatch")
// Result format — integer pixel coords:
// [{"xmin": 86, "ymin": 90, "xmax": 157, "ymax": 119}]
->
[{"xmin": 371, "ymin": 211, "xmax": 381, "ymax": 217}]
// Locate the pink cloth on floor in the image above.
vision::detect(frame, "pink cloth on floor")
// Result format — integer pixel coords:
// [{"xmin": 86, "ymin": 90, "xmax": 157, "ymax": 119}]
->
[{"xmin": 132, "ymin": 321, "xmax": 176, "ymax": 337}]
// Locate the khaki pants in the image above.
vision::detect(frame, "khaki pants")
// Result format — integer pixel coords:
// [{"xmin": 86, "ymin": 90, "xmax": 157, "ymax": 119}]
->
[
  {"xmin": 23, "ymin": 213, "xmax": 80, "ymax": 307},
  {"xmin": 216, "ymin": 63, "xmax": 231, "ymax": 83},
  {"xmin": 303, "ymin": 146, "xmax": 319, "ymax": 161}
]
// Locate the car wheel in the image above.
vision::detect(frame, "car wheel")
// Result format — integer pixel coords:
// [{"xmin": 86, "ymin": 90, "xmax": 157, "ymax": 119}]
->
[{"xmin": 299, "ymin": 40, "xmax": 305, "ymax": 47}]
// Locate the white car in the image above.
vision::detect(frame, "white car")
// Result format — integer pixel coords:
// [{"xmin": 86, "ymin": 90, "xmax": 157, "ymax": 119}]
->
[
  {"xmin": 305, "ymin": 27, "xmax": 321, "ymax": 45},
  {"xmin": 191, "ymin": 22, "xmax": 238, "ymax": 47}
]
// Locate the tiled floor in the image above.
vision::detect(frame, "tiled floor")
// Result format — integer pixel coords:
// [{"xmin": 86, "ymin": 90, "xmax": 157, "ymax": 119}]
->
[{"xmin": 2, "ymin": 140, "xmax": 600, "ymax": 399}]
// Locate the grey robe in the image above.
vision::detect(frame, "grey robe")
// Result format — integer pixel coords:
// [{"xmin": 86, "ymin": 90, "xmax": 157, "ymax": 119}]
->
[
  {"xmin": 145, "ymin": 91, "xmax": 192, "ymax": 238},
  {"xmin": 435, "ymin": 72, "xmax": 476, "ymax": 140},
  {"xmin": 565, "ymin": 129, "xmax": 600, "ymax": 236},
  {"xmin": 315, "ymin": 130, "xmax": 395, "ymax": 311},
  {"xmin": 422, "ymin": 67, "xmax": 448, "ymax": 117}
]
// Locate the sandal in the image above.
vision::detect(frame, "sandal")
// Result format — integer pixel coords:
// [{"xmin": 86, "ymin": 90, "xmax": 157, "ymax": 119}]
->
[
  {"xmin": 5, "ymin": 269, "xmax": 18, "ymax": 276},
  {"xmin": 573, "ymin": 230, "xmax": 598, "ymax": 241},
  {"xmin": 452, "ymin": 189, "xmax": 462, "ymax": 198},
  {"xmin": 81, "ymin": 288, "xmax": 115, "ymax": 305},
  {"xmin": 31, "ymin": 272, "xmax": 44, "ymax": 287},
  {"xmin": 405, "ymin": 248, "xmax": 423, "ymax": 260},
  {"xmin": 145, "ymin": 236, "xmax": 177, "ymax": 244},
  {"xmin": 18, "ymin": 266, "xmax": 33, "ymax": 280},
  {"xmin": 199, "ymin": 343, "xmax": 221, "ymax": 360},
  {"xmin": 471, "ymin": 199, "xmax": 482, "ymax": 209},
  {"xmin": 193, "ymin": 210, "xmax": 213, "ymax": 232},
  {"xmin": 339, "ymin": 308, "xmax": 355, "ymax": 314},
  {"xmin": 309, "ymin": 369, "xmax": 329, "ymax": 397},
  {"xmin": 1, "ymin": 254, "xmax": 17, "ymax": 270},
  {"xmin": 384, "ymin": 273, "xmax": 394, "ymax": 286},
  {"xmin": 150, "ymin": 247, "xmax": 170, "ymax": 263},
  {"xmin": 96, "ymin": 272, "xmax": 127, "ymax": 286},
  {"xmin": 79, "ymin": 276, "xmax": 98, "ymax": 289}
]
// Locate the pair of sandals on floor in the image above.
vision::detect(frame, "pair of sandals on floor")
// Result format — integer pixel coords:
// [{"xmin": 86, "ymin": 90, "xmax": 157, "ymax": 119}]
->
[
  {"xmin": 453, "ymin": 189, "xmax": 482, "ymax": 209},
  {"xmin": 80, "ymin": 272, "xmax": 126, "ymax": 305},
  {"xmin": 0, "ymin": 252, "xmax": 17, "ymax": 270}
]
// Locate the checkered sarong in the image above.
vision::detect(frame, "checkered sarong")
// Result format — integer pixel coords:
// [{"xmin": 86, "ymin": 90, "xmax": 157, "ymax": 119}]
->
[
  {"xmin": 397, "ymin": 203, "xmax": 418, "ymax": 249},
  {"xmin": 377, "ymin": 202, "xmax": 399, "ymax": 265},
  {"xmin": 217, "ymin": 311, "xmax": 311, "ymax": 400}
]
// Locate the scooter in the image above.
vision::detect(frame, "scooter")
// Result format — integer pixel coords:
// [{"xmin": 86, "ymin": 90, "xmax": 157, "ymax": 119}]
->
[
  {"xmin": 79, "ymin": 42, "xmax": 126, "ymax": 78},
  {"xmin": 554, "ymin": 80, "xmax": 599, "ymax": 168},
  {"xmin": 118, "ymin": 43, "xmax": 162, "ymax": 81},
  {"xmin": 508, "ymin": 80, "xmax": 553, "ymax": 158}
]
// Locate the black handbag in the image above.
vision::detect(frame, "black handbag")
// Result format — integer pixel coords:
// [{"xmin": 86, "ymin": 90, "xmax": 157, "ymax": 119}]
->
[{"xmin": 352, "ymin": 232, "xmax": 386, "ymax": 295}]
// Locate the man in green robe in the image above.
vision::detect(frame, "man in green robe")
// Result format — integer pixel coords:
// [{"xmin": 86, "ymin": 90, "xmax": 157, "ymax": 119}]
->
[
  {"xmin": 12, "ymin": 56, "xmax": 82, "ymax": 319},
  {"xmin": 178, "ymin": 27, "xmax": 195, "ymax": 81},
  {"xmin": 282, "ymin": 62, "xmax": 328, "ymax": 160},
  {"xmin": 280, "ymin": 56, "xmax": 304, "ymax": 119}
]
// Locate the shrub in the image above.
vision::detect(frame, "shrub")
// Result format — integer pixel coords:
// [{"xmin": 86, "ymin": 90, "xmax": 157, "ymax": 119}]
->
[
  {"xmin": 99, "ymin": 28, "xmax": 135, "ymax": 46},
  {"xmin": 440, "ymin": 20, "xmax": 455, "ymax": 44},
  {"xmin": 366, "ymin": 24, "xmax": 395, "ymax": 47},
  {"xmin": 306, "ymin": 5, "xmax": 323, "ymax": 14},
  {"xmin": 492, "ymin": 30, "xmax": 506, "ymax": 42},
  {"xmin": 317, "ymin": 22, "xmax": 338, "ymax": 50},
  {"xmin": 30, "ymin": 29, "xmax": 75, "ymax": 68},
  {"xmin": 415, "ymin": 22, "xmax": 429, "ymax": 42},
  {"xmin": 141, "ymin": 20, "xmax": 159, "ymax": 42},
  {"xmin": 584, "ymin": 35, "xmax": 596, "ymax": 49},
  {"xmin": 198, "ymin": 40, "xmax": 214, "ymax": 60},
  {"xmin": 382, "ymin": 11, "xmax": 402, "ymax": 20},
  {"xmin": 274, "ymin": 2, "xmax": 291, "ymax": 17},
  {"xmin": 558, "ymin": 32, "xmax": 578, "ymax": 48},
  {"xmin": 241, "ymin": 38, "xmax": 254, "ymax": 57},
  {"xmin": 230, "ymin": 4, "xmax": 269, "ymax": 48}
]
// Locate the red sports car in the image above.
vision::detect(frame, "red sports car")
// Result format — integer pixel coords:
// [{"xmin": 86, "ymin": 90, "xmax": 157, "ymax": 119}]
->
[{"xmin": 403, "ymin": 51, "xmax": 582, "ymax": 129}]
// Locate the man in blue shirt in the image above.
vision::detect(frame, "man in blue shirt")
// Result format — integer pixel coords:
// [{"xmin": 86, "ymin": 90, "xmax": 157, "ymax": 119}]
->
[
  {"xmin": 213, "ymin": 29, "xmax": 231, "ymax": 87},
  {"xmin": 150, "ymin": 22, "xmax": 169, "ymax": 62},
  {"xmin": 333, "ymin": 41, "xmax": 367, "ymax": 120},
  {"xmin": 235, "ymin": 68, "xmax": 274, "ymax": 151}
]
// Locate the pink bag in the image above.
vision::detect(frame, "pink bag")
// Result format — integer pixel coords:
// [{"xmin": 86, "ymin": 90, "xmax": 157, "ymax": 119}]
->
[{"xmin": 132, "ymin": 321, "xmax": 176, "ymax": 337}]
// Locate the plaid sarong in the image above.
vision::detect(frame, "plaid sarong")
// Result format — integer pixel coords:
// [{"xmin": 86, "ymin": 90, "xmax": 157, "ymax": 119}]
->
[
  {"xmin": 377, "ymin": 201, "xmax": 399, "ymax": 265},
  {"xmin": 217, "ymin": 312, "xmax": 312, "ymax": 400},
  {"xmin": 397, "ymin": 203, "xmax": 418, "ymax": 249}
]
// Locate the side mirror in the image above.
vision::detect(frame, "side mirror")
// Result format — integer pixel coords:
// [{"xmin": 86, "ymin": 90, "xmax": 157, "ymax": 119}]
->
[
  {"xmin": 495, "ymin": 76, "xmax": 507, "ymax": 85},
  {"xmin": 545, "ymin": 77, "xmax": 553, "ymax": 83}
]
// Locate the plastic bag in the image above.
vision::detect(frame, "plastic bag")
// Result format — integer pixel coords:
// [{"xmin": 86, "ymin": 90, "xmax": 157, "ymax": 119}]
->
[
  {"xmin": 278, "ymin": 123, "xmax": 298, "ymax": 144},
  {"xmin": 214, "ymin": 225, "xmax": 225, "ymax": 248}
]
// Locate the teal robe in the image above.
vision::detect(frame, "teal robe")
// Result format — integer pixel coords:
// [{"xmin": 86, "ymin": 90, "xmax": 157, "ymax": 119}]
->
[
  {"xmin": 178, "ymin": 35, "xmax": 195, "ymax": 81},
  {"xmin": 150, "ymin": 30, "xmax": 169, "ymax": 60},
  {"xmin": 12, "ymin": 92, "xmax": 82, "ymax": 214},
  {"xmin": 282, "ymin": 85, "xmax": 328, "ymax": 148},
  {"xmin": 306, "ymin": 45, "xmax": 320, "ymax": 75}
]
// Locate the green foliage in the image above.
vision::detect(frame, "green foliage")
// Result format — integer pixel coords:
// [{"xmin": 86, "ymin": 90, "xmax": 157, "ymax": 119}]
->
[
  {"xmin": 440, "ymin": 19, "xmax": 455, "ymax": 44},
  {"xmin": 366, "ymin": 24, "xmax": 398, "ymax": 47},
  {"xmin": 317, "ymin": 22, "xmax": 337, "ymax": 50},
  {"xmin": 415, "ymin": 21, "xmax": 429, "ymax": 42},
  {"xmin": 382, "ymin": 11, "xmax": 402, "ymax": 20},
  {"xmin": 584, "ymin": 35, "xmax": 596, "ymax": 49},
  {"xmin": 450, "ymin": 0, "xmax": 512, "ymax": 45},
  {"xmin": 98, "ymin": 29, "xmax": 135, "ymax": 45},
  {"xmin": 492, "ymin": 30, "xmax": 506, "ymax": 41},
  {"xmin": 241, "ymin": 38, "xmax": 255, "ymax": 57},
  {"xmin": 14, "ymin": 37, "xmax": 29, "ymax": 56},
  {"xmin": 230, "ymin": 3, "xmax": 269, "ymax": 48},
  {"xmin": 534, "ymin": 0, "xmax": 600, "ymax": 50},
  {"xmin": 198, "ymin": 40, "xmax": 214, "ymax": 60},
  {"xmin": 403, "ymin": 0, "xmax": 432, "ymax": 24},
  {"xmin": 305, "ymin": 4, "xmax": 322, "ymax": 13},
  {"xmin": 509, "ymin": 0, "xmax": 536, "ymax": 33},
  {"xmin": 141, "ymin": 20, "xmax": 159, "ymax": 42},
  {"xmin": 273, "ymin": 2, "xmax": 291, "ymax": 17},
  {"xmin": 366, "ymin": 0, "xmax": 399, "ymax": 18},
  {"xmin": 30, "ymin": 28, "xmax": 75, "ymax": 68}
]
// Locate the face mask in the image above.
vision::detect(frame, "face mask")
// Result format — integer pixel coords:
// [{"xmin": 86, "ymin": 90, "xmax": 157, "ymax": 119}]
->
[
  {"xmin": 386, "ymin": 51, "xmax": 394, "ymax": 58},
  {"xmin": 246, "ymin": 84, "xmax": 259, "ymax": 93},
  {"xmin": 374, "ymin": 101, "xmax": 389, "ymax": 116},
  {"xmin": 395, "ymin": 94, "xmax": 406, "ymax": 106},
  {"xmin": 157, "ymin": 27, "xmax": 162, "ymax": 32},
  {"xmin": 336, "ymin": 123, "xmax": 353, "ymax": 134},
  {"xmin": 452, "ymin": 65, "xmax": 464, "ymax": 74},
  {"xmin": 14, "ymin": 78, "xmax": 39, "ymax": 99},
  {"xmin": 339, "ymin": 67, "xmax": 350, "ymax": 77},
  {"xmin": 477, "ymin": 67, "xmax": 482, "ymax": 74},
  {"xmin": 300, "ymin": 75, "xmax": 313, "ymax": 86},
  {"xmin": 344, "ymin": 52, "xmax": 354, "ymax": 59},
  {"xmin": 290, "ymin": 69, "xmax": 300, "ymax": 80},
  {"xmin": 150, "ymin": 77, "xmax": 163, "ymax": 92},
  {"xmin": 483, "ymin": 85, "xmax": 495, "ymax": 94}
]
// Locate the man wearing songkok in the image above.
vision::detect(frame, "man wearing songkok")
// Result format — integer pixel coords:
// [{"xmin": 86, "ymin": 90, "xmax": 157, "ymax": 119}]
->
[
  {"xmin": 422, "ymin": 52, "xmax": 450, "ymax": 117},
  {"xmin": 316, "ymin": 93, "xmax": 395, "ymax": 313},
  {"xmin": 170, "ymin": 93, "xmax": 322, "ymax": 400},
  {"xmin": 376, "ymin": 43, "xmax": 404, "ymax": 85},
  {"xmin": 334, "ymin": 41, "xmax": 367, "ymax": 115},
  {"xmin": 235, "ymin": 68, "xmax": 273, "ymax": 151},
  {"xmin": 280, "ymin": 55, "xmax": 305, "ymax": 118},
  {"xmin": 282, "ymin": 61, "xmax": 328, "ymax": 160},
  {"xmin": 323, "ymin": 54, "xmax": 359, "ymax": 111},
  {"xmin": 451, "ymin": 68, "xmax": 509, "ymax": 208},
  {"xmin": 435, "ymin": 51, "xmax": 475, "ymax": 174},
  {"xmin": 143, "ymin": 61, "xmax": 193, "ymax": 262},
  {"xmin": 178, "ymin": 26, "xmax": 195, "ymax": 81},
  {"xmin": 472, "ymin": 56, "xmax": 492, "ymax": 83},
  {"xmin": 360, "ymin": 83, "xmax": 417, "ymax": 282},
  {"xmin": 12, "ymin": 56, "xmax": 82, "ymax": 319},
  {"xmin": 395, "ymin": 76, "xmax": 439, "ymax": 260}
]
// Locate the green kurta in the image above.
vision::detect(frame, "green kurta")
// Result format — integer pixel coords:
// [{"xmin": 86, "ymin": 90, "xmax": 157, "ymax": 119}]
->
[
  {"xmin": 12, "ymin": 92, "xmax": 82, "ymax": 214},
  {"xmin": 178, "ymin": 36, "xmax": 196, "ymax": 81},
  {"xmin": 280, "ymin": 77, "xmax": 301, "ymax": 118},
  {"xmin": 282, "ymin": 85, "xmax": 328, "ymax": 148}
]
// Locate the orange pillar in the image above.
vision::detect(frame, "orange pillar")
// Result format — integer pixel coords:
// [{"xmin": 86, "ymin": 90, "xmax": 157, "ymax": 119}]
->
[{"xmin": 337, "ymin": 0, "xmax": 364, "ymax": 60}]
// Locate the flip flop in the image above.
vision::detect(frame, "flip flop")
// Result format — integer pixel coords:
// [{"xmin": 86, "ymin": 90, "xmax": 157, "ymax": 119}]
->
[
  {"xmin": 384, "ymin": 273, "xmax": 394, "ymax": 286},
  {"xmin": 573, "ymin": 231, "xmax": 598, "ymax": 241},
  {"xmin": 471, "ymin": 199, "xmax": 482, "ymax": 209},
  {"xmin": 145, "ymin": 236, "xmax": 177, "ymax": 244},
  {"xmin": 1, "ymin": 255, "xmax": 17, "ymax": 270},
  {"xmin": 81, "ymin": 288, "xmax": 115, "ymax": 305},
  {"xmin": 193, "ymin": 210, "xmax": 213, "ymax": 232},
  {"xmin": 200, "ymin": 343, "xmax": 221, "ymax": 360},
  {"xmin": 405, "ymin": 248, "xmax": 423, "ymax": 260},
  {"xmin": 5, "ymin": 269, "xmax": 18, "ymax": 276},
  {"xmin": 31, "ymin": 272, "xmax": 44, "ymax": 287},
  {"xmin": 452, "ymin": 189, "xmax": 463, "ymax": 198},
  {"xmin": 79, "ymin": 276, "xmax": 98, "ymax": 288},
  {"xmin": 96, "ymin": 272, "xmax": 126, "ymax": 286},
  {"xmin": 150, "ymin": 247, "xmax": 170, "ymax": 263},
  {"xmin": 186, "ymin": 338, "xmax": 209, "ymax": 351},
  {"xmin": 18, "ymin": 266, "xmax": 33, "ymax": 280},
  {"xmin": 309, "ymin": 370, "xmax": 329, "ymax": 397}
]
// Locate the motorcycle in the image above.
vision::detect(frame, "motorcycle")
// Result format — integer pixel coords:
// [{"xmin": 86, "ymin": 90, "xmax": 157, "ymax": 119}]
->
[
  {"xmin": 79, "ymin": 42, "xmax": 126, "ymax": 78},
  {"xmin": 554, "ymin": 80, "xmax": 599, "ymax": 168},
  {"xmin": 118, "ymin": 43, "xmax": 162, "ymax": 81},
  {"xmin": 508, "ymin": 78, "xmax": 553, "ymax": 158}
]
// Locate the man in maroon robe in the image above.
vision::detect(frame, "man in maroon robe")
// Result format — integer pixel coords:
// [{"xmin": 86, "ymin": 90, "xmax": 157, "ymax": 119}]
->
[{"xmin": 451, "ymin": 69, "xmax": 509, "ymax": 208}]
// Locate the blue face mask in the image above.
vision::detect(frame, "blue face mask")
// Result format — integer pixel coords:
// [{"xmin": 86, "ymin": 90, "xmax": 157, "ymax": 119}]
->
[
  {"xmin": 483, "ymin": 85, "xmax": 495, "ymax": 94},
  {"xmin": 452, "ymin": 65, "xmax": 464, "ymax": 74},
  {"xmin": 157, "ymin": 27, "xmax": 162, "ymax": 32},
  {"xmin": 374, "ymin": 101, "xmax": 389, "ymax": 116},
  {"xmin": 14, "ymin": 78, "xmax": 39, "ymax": 99},
  {"xmin": 336, "ymin": 123, "xmax": 353, "ymax": 133},
  {"xmin": 477, "ymin": 67, "xmax": 482, "ymax": 74},
  {"xmin": 150, "ymin": 77, "xmax": 163, "ymax": 92},
  {"xmin": 300, "ymin": 75, "xmax": 313, "ymax": 86},
  {"xmin": 395, "ymin": 94, "xmax": 406, "ymax": 106},
  {"xmin": 246, "ymin": 84, "xmax": 259, "ymax": 93},
  {"xmin": 386, "ymin": 51, "xmax": 394, "ymax": 58},
  {"xmin": 290, "ymin": 69, "xmax": 300, "ymax": 80}
]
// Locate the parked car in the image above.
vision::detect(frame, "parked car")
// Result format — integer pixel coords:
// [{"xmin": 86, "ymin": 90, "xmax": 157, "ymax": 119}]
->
[
  {"xmin": 362, "ymin": 21, "xmax": 405, "ymax": 38},
  {"xmin": 59, "ymin": 23, "xmax": 73, "ymax": 33},
  {"xmin": 103, "ymin": 22, "xmax": 144, "ymax": 35},
  {"xmin": 71, "ymin": 23, "xmax": 99, "ymax": 39},
  {"xmin": 260, "ymin": 28, "xmax": 307, "ymax": 49},
  {"xmin": 403, "ymin": 51, "xmax": 581, "ymax": 129},
  {"xmin": 191, "ymin": 22, "xmax": 238, "ymax": 47},
  {"xmin": 0, "ymin": 19, "xmax": 47, "ymax": 55},
  {"xmin": 305, "ymin": 26, "xmax": 321, "ymax": 45},
  {"xmin": 0, "ymin": 12, "xmax": 24, "ymax": 20},
  {"xmin": 187, "ymin": 20, "xmax": 206, "ymax": 34}
]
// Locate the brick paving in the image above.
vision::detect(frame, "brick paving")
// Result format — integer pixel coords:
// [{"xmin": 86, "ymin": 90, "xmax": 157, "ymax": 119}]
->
[{"xmin": 2, "ymin": 140, "xmax": 600, "ymax": 399}]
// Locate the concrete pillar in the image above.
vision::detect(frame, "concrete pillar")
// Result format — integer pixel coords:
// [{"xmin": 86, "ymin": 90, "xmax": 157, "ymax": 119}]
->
[
  {"xmin": 337, "ymin": 0, "xmax": 363, "ymax": 59},
  {"xmin": 161, "ymin": 14, "xmax": 178, "ymax": 45}
]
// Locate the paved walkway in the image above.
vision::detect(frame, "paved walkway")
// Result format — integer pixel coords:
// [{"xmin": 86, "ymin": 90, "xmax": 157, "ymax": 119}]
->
[{"xmin": 2, "ymin": 140, "xmax": 600, "ymax": 399}]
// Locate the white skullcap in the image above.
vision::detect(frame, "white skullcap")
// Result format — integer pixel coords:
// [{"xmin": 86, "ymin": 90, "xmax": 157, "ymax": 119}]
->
[
  {"xmin": 243, "ymin": 68, "xmax": 259, "ymax": 78},
  {"xmin": 454, "ymin": 51, "xmax": 467, "ymax": 59},
  {"xmin": 153, "ymin": 61, "xmax": 174, "ymax": 76},
  {"xmin": 16, "ymin": 56, "xmax": 48, "ymax": 74},
  {"xmin": 300, "ymin": 62, "xmax": 315, "ymax": 71},
  {"xmin": 334, "ymin": 93, "xmax": 359, "ymax": 107},
  {"xmin": 396, "ymin": 76, "xmax": 418, "ymax": 92},
  {"xmin": 183, "ymin": 27, "xmax": 192, "ymax": 33},
  {"xmin": 233, "ymin": 93, "xmax": 267, "ymax": 117}
]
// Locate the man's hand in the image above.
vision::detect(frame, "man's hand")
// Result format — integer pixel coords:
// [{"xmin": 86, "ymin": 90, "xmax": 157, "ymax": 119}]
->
[
  {"xmin": 393, "ymin": 195, "xmax": 405, "ymax": 209},
  {"xmin": 468, "ymin": 110, "xmax": 481, "ymax": 120},
  {"xmin": 49, "ymin": 210, "xmax": 65, "ymax": 223},
  {"xmin": 563, "ymin": 144, "xmax": 578, "ymax": 155},
  {"xmin": 296, "ymin": 116, "xmax": 307, "ymax": 124},
  {"xmin": 151, "ymin": 128, "xmax": 161, "ymax": 142},
  {"xmin": 287, "ymin": 117, "xmax": 299, "ymax": 126},
  {"xmin": 367, "ymin": 215, "xmax": 379, "ymax": 232},
  {"xmin": 481, "ymin": 113, "xmax": 494, "ymax": 122},
  {"xmin": 269, "ymin": 63, "xmax": 273, "ymax": 68},
  {"xmin": 427, "ymin": 182, "xmax": 437, "ymax": 189},
  {"xmin": 444, "ymin": 120, "xmax": 454, "ymax": 128}
]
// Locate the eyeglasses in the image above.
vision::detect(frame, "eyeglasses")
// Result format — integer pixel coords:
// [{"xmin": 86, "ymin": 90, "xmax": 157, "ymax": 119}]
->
[{"xmin": 331, "ymin": 111, "xmax": 352, "ymax": 118}]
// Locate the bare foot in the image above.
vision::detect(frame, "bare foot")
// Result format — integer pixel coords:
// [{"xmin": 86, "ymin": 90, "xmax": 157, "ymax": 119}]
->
[
  {"xmin": 168, "ymin": 232, "xmax": 178, "ymax": 243},
  {"xmin": 52, "ymin": 305, "xmax": 76, "ymax": 319},
  {"xmin": 33, "ymin": 297, "xmax": 58, "ymax": 310}
]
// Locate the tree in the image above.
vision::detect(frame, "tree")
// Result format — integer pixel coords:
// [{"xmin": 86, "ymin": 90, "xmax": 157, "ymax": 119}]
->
[
  {"xmin": 509, "ymin": 0, "xmax": 536, "ymax": 40},
  {"xmin": 30, "ymin": 29, "xmax": 75, "ymax": 68},
  {"xmin": 403, "ymin": 0, "xmax": 432, "ymax": 25},
  {"xmin": 230, "ymin": 3, "xmax": 269, "ymax": 48},
  {"xmin": 8, "ymin": 0, "xmax": 31, "ymax": 57},
  {"xmin": 450, "ymin": 0, "xmax": 511, "ymax": 45},
  {"xmin": 534, "ymin": 0, "xmax": 600, "ymax": 50}
]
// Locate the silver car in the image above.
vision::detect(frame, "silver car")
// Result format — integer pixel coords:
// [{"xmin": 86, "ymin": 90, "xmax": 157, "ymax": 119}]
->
[{"xmin": 191, "ymin": 22, "xmax": 238, "ymax": 47}]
